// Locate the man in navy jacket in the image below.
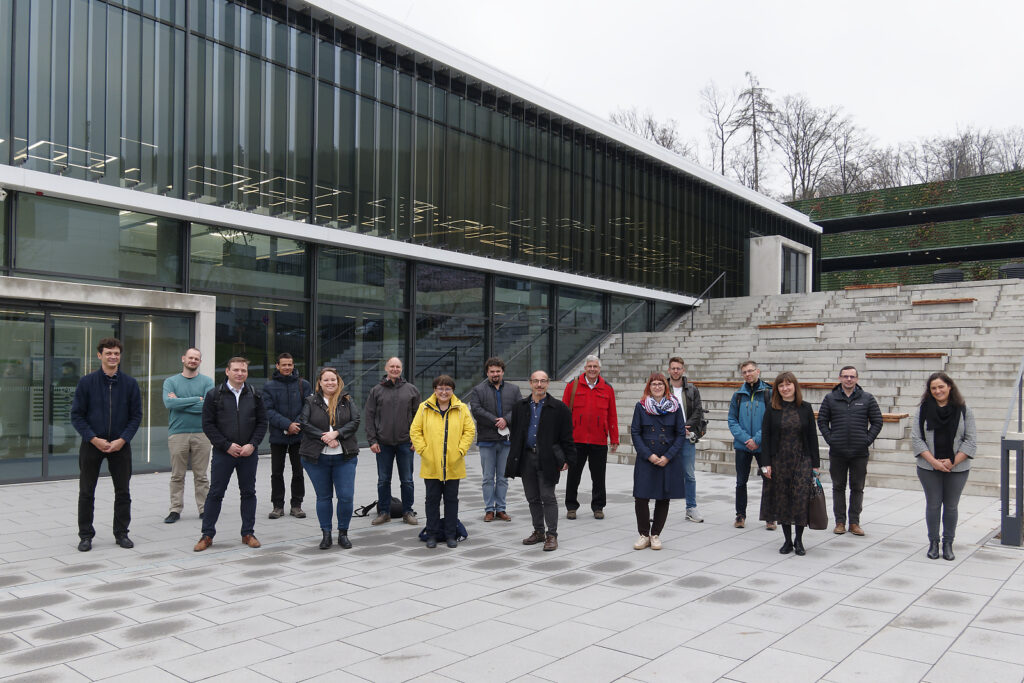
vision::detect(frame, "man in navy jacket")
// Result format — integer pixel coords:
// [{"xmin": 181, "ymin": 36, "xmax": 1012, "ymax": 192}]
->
[
  {"xmin": 71, "ymin": 338, "xmax": 142, "ymax": 552},
  {"xmin": 262, "ymin": 353, "xmax": 312, "ymax": 520}
]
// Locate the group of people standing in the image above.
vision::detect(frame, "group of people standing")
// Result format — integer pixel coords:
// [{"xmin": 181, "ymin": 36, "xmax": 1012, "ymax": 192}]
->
[
  {"xmin": 727, "ymin": 361, "xmax": 976, "ymax": 559},
  {"xmin": 71, "ymin": 340, "xmax": 975, "ymax": 561}
]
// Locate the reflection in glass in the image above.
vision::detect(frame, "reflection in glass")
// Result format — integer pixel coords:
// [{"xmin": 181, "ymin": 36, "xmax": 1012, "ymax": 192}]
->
[
  {"xmin": 318, "ymin": 247, "xmax": 405, "ymax": 307},
  {"xmin": 0, "ymin": 310, "xmax": 44, "ymax": 481},
  {"xmin": 214, "ymin": 294, "xmax": 306, "ymax": 385},
  {"xmin": 318, "ymin": 304, "xmax": 406, "ymax": 411},
  {"xmin": 558, "ymin": 286, "xmax": 603, "ymax": 329},
  {"xmin": 190, "ymin": 225, "xmax": 307, "ymax": 297},
  {"xmin": 16, "ymin": 195, "xmax": 181, "ymax": 287},
  {"xmin": 416, "ymin": 263, "xmax": 484, "ymax": 316},
  {"xmin": 610, "ymin": 296, "xmax": 647, "ymax": 333},
  {"xmin": 414, "ymin": 314, "xmax": 485, "ymax": 398}
]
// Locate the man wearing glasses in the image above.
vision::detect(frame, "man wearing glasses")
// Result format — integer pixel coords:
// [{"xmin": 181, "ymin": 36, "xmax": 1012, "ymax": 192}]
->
[{"xmin": 817, "ymin": 366, "xmax": 883, "ymax": 536}]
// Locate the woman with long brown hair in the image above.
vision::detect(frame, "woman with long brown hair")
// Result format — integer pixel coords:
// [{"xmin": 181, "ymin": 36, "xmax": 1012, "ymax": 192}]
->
[
  {"xmin": 760, "ymin": 371, "xmax": 820, "ymax": 555},
  {"xmin": 299, "ymin": 368, "xmax": 360, "ymax": 549},
  {"xmin": 629, "ymin": 372, "xmax": 687, "ymax": 550},
  {"xmin": 911, "ymin": 372, "xmax": 976, "ymax": 561}
]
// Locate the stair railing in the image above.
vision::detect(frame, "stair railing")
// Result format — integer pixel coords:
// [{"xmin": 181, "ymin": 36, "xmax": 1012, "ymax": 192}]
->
[
  {"xmin": 688, "ymin": 272, "xmax": 728, "ymax": 331},
  {"xmin": 603, "ymin": 301, "xmax": 648, "ymax": 360},
  {"xmin": 1000, "ymin": 355, "xmax": 1024, "ymax": 546}
]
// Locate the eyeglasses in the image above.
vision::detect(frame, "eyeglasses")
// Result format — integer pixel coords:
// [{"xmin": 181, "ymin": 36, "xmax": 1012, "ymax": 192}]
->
[{"xmin": 529, "ymin": 379, "xmax": 549, "ymax": 384}]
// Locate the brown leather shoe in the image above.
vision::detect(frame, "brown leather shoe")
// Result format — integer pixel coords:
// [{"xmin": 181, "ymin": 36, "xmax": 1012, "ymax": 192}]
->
[
  {"xmin": 522, "ymin": 530, "xmax": 546, "ymax": 545},
  {"xmin": 193, "ymin": 535, "xmax": 212, "ymax": 552},
  {"xmin": 543, "ymin": 534, "xmax": 558, "ymax": 551},
  {"xmin": 241, "ymin": 534, "xmax": 261, "ymax": 548},
  {"xmin": 496, "ymin": 511, "xmax": 512, "ymax": 521},
  {"xmin": 484, "ymin": 511, "xmax": 495, "ymax": 522},
  {"xmin": 834, "ymin": 523, "xmax": 846, "ymax": 535},
  {"xmin": 849, "ymin": 523, "xmax": 865, "ymax": 536}
]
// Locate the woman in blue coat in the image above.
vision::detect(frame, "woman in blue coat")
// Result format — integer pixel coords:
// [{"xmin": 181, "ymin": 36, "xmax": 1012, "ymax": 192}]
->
[{"xmin": 630, "ymin": 372, "xmax": 687, "ymax": 550}]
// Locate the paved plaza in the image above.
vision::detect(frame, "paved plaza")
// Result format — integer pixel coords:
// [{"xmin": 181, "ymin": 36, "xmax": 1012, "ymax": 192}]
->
[{"xmin": 2, "ymin": 453, "xmax": 1024, "ymax": 682}]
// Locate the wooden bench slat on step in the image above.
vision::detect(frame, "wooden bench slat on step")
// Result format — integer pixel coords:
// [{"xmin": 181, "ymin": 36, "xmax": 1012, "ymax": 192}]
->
[
  {"xmin": 911, "ymin": 298, "xmax": 977, "ymax": 306},
  {"xmin": 865, "ymin": 352, "xmax": 946, "ymax": 359}
]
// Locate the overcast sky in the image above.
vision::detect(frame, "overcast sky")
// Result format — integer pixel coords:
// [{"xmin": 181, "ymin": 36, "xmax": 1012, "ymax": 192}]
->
[{"xmin": 363, "ymin": 0, "xmax": 1023, "ymax": 192}]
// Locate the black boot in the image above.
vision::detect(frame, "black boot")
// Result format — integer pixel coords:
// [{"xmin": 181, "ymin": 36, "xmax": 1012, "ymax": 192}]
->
[
  {"xmin": 319, "ymin": 529, "xmax": 332, "ymax": 550},
  {"xmin": 942, "ymin": 539, "xmax": 955, "ymax": 561},
  {"xmin": 338, "ymin": 530, "xmax": 352, "ymax": 549},
  {"xmin": 779, "ymin": 540, "xmax": 793, "ymax": 554},
  {"xmin": 927, "ymin": 540, "xmax": 940, "ymax": 559},
  {"xmin": 793, "ymin": 539, "xmax": 805, "ymax": 556}
]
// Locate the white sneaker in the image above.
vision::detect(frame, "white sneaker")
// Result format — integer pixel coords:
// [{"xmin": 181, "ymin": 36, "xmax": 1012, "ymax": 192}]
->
[
  {"xmin": 686, "ymin": 507, "xmax": 704, "ymax": 523},
  {"xmin": 633, "ymin": 535, "xmax": 651, "ymax": 550},
  {"xmin": 650, "ymin": 535, "xmax": 662, "ymax": 550}
]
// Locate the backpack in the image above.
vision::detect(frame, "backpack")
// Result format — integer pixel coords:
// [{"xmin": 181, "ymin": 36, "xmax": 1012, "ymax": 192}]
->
[
  {"xmin": 353, "ymin": 496, "xmax": 405, "ymax": 518},
  {"xmin": 418, "ymin": 518, "xmax": 468, "ymax": 543}
]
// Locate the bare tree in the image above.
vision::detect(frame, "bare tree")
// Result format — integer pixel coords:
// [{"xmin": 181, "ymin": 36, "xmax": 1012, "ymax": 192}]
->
[
  {"xmin": 994, "ymin": 126, "xmax": 1024, "ymax": 171},
  {"xmin": 727, "ymin": 146, "xmax": 758, "ymax": 190},
  {"xmin": 699, "ymin": 81, "xmax": 741, "ymax": 175},
  {"xmin": 768, "ymin": 94, "xmax": 840, "ymax": 200},
  {"xmin": 609, "ymin": 106, "xmax": 694, "ymax": 158},
  {"xmin": 821, "ymin": 117, "xmax": 873, "ymax": 194},
  {"xmin": 730, "ymin": 72, "xmax": 774, "ymax": 192}
]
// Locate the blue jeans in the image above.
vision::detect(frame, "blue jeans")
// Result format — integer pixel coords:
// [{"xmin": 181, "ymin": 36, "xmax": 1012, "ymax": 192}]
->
[
  {"xmin": 376, "ymin": 442, "xmax": 415, "ymax": 513},
  {"xmin": 303, "ymin": 454, "xmax": 357, "ymax": 531},
  {"xmin": 682, "ymin": 440, "xmax": 697, "ymax": 509},
  {"xmin": 202, "ymin": 449, "xmax": 258, "ymax": 539},
  {"xmin": 478, "ymin": 441, "xmax": 510, "ymax": 512},
  {"xmin": 735, "ymin": 448, "xmax": 766, "ymax": 518}
]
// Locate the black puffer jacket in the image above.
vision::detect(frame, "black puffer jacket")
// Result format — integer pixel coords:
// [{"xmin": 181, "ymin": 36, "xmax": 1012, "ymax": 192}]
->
[
  {"xmin": 816, "ymin": 384, "xmax": 883, "ymax": 458},
  {"xmin": 298, "ymin": 393, "xmax": 360, "ymax": 461},
  {"xmin": 202, "ymin": 383, "xmax": 268, "ymax": 454}
]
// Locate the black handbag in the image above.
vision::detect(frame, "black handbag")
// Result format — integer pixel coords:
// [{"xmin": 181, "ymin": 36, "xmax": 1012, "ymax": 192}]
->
[{"xmin": 807, "ymin": 475, "xmax": 828, "ymax": 530}]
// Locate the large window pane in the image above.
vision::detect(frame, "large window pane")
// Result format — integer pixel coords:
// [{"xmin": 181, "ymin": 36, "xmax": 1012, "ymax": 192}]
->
[
  {"xmin": 318, "ymin": 304, "xmax": 405, "ymax": 411},
  {"xmin": 414, "ymin": 313, "xmax": 485, "ymax": 398},
  {"xmin": 610, "ymin": 296, "xmax": 647, "ymax": 333},
  {"xmin": 558, "ymin": 286, "xmax": 603, "ymax": 329},
  {"xmin": 495, "ymin": 277, "xmax": 550, "ymax": 376},
  {"xmin": 16, "ymin": 195, "xmax": 181, "ymax": 287},
  {"xmin": 416, "ymin": 263, "xmax": 483, "ymax": 316},
  {"xmin": 213, "ymin": 294, "xmax": 306, "ymax": 384},
  {"xmin": 319, "ymin": 247, "xmax": 405, "ymax": 307},
  {"xmin": 190, "ymin": 225, "xmax": 306, "ymax": 297}
]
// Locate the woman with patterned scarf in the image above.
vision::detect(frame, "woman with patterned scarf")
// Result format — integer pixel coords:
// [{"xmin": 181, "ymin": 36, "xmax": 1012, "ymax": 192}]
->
[{"xmin": 629, "ymin": 372, "xmax": 687, "ymax": 550}]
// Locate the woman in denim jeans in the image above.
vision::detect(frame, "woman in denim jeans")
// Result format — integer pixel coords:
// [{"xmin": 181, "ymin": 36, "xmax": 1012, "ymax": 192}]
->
[{"xmin": 299, "ymin": 368, "xmax": 360, "ymax": 549}]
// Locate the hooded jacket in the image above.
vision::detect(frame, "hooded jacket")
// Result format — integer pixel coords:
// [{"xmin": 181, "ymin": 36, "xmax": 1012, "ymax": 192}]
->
[
  {"xmin": 364, "ymin": 375, "xmax": 421, "ymax": 447},
  {"xmin": 410, "ymin": 394, "xmax": 475, "ymax": 481},
  {"xmin": 727, "ymin": 379, "xmax": 772, "ymax": 452},
  {"xmin": 816, "ymin": 383, "xmax": 883, "ymax": 458},
  {"xmin": 562, "ymin": 374, "xmax": 619, "ymax": 446},
  {"xmin": 263, "ymin": 370, "xmax": 313, "ymax": 445}
]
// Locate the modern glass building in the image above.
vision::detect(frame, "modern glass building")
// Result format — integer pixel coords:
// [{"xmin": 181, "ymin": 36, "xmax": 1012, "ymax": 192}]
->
[{"xmin": 0, "ymin": 0, "xmax": 820, "ymax": 482}]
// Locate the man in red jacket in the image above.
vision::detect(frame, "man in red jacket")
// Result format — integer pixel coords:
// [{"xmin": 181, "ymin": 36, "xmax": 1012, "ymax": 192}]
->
[{"xmin": 562, "ymin": 355, "xmax": 619, "ymax": 519}]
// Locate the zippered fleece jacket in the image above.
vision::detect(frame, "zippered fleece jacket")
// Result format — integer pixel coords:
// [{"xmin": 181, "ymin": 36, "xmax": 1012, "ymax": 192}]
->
[
  {"xmin": 71, "ymin": 369, "xmax": 142, "ymax": 443},
  {"xmin": 364, "ymin": 376, "xmax": 421, "ymax": 447},
  {"xmin": 410, "ymin": 394, "xmax": 475, "ymax": 481},
  {"xmin": 562, "ymin": 375, "xmax": 619, "ymax": 446}
]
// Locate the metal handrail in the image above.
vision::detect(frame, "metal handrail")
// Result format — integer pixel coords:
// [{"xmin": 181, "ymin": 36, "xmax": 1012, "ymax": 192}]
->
[
  {"xmin": 603, "ymin": 301, "xmax": 648, "ymax": 358},
  {"xmin": 688, "ymin": 272, "xmax": 728, "ymax": 331}
]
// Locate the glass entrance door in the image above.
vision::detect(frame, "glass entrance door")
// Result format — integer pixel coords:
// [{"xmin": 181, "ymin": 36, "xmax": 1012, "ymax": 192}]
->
[{"xmin": 0, "ymin": 308, "xmax": 45, "ymax": 482}]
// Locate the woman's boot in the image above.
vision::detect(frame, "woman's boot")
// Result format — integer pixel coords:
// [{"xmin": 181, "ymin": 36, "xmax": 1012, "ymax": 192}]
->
[
  {"xmin": 927, "ymin": 540, "xmax": 940, "ymax": 559},
  {"xmin": 941, "ymin": 539, "xmax": 955, "ymax": 561},
  {"xmin": 319, "ymin": 529, "xmax": 332, "ymax": 550},
  {"xmin": 338, "ymin": 530, "xmax": 352, "ymax": 549}
]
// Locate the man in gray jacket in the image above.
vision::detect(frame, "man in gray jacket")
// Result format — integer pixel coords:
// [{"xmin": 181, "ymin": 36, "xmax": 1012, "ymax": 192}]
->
[
  {"xmin": 469, "ymin": 357, "xmax": 522, "ymax": 522},
  {"xmin": 817, "ymin": 366, "xmax": 883, "ymax": 536},
  {"xmin": 364, "ymin": 357, "xmax": 421, "ymax": 526}
]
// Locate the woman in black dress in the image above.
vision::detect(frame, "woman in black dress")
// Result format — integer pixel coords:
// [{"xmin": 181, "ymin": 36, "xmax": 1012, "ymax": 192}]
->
[{"xmin": 760, "ymin": 371, "xmax": 820, "ymax": 556}]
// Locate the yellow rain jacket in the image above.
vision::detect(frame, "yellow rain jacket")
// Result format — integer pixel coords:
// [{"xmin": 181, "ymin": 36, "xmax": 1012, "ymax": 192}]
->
[{"xmin": 410, "ymin": 393, "xmax": 475, "ymax": 481}]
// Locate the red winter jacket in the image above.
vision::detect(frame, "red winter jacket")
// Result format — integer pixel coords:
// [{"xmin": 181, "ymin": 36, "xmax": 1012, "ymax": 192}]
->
[{"xmin": 562, "ymin": 375, "xmax": 619, "ymax": 446}]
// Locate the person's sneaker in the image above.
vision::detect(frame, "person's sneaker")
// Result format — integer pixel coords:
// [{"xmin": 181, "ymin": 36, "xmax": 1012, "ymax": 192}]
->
[
  {"xmin": 686, "ymin": 507, "xmax": 704, "ymax": 523},
  {"xmin": 115, "ymin": 535, "xmax": 134, "ymax": 549},
  {"xmin": 734, "ymin": 515, "xmax": 745, "ymax": 528},
  {"xmin": 650, "ymin": 535, "xmax": 663, "ymax": 550},
  {"xmin": 290, "ymin": 507, "xmax": 306, "ymax": 518},
  {"xmin": 268, "ymin": 507, "xmax": 284, "ymax": 519},
  {"xmin": 634, "ymin": 535, "xmax": 651, "ymax": 550},
  {"xmin": 402, "ymin": 512, "xmax": 419, "ymax": 525},
  {"xmin": 371, "ymin": 513, "xmax": 391, "ymax": 526},
  {"xmin": 593, "ymin": 509, "xmax": 605, "ymax": 519},
  {"xmin": 566, "ymin": 510, "xmax": 577, "ymax": 520},
  {"xmin": 834, "ymin": 522, "xmax": 846, "ymax": 535},
  {"xmin": 765, "ymin": 521, "xmax": 777, "ymax": 530},
  {"xmin": 164, "ymin": 511, "xmax": 180, "ymax": 524}
]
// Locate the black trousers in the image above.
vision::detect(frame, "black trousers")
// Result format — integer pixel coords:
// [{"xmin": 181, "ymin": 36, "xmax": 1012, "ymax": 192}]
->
[
  {"xmin": 829, "ymin": 455, "xmax": 868, "ymax": 525},
  {"xmin": 424, "ymin": 478, "xmax": 459, "ymax": 540},
  {"xmin": 78, "ymin": 441, "xmax": 132, "ymax": 540},
  {"xmin": 565, "ymin": 443, "xmax": 607, "ymax": 511},
  {"xmin": 270, "ymin": 441, "xmax": 304, "ymax": 508},
  {"xmin": 522, "ymin": 448, "xmax": 559, "ymax": 536}
]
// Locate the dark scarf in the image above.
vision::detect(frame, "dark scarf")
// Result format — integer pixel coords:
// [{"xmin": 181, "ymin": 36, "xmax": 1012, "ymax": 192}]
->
[{"xmin": 923, "ymin": 397, "xmax": 960, "ymax": 460}]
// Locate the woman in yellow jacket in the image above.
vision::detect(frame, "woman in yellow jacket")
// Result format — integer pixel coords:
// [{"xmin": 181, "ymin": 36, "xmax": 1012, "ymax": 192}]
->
[{"xmin": 410, "ymin": 375, "xmax": 475, "ymax": 548}]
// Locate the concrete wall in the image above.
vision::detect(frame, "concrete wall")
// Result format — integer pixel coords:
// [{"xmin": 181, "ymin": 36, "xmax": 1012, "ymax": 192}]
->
[
  {"xmin": 0, "ymin": 276, "xmax": 217, "ymax": 376},
  {"xmin": 749, "ymin": 235, "xmax": 814, "ymax": 296}
]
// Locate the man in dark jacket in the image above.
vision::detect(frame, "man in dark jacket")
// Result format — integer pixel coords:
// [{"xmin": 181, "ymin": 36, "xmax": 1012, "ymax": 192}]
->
[
  {"xmin": 506, "ymin": 370, "xmax": 576, "ymax": 551},
  {"xmin": 469, "ymin": 357, "xmax": 522, "ymax": 522},
  {"xmin": 71, "ymin": 338, "xmax": 142, "ymax": 552},
  {"xmin": 194, "ymin": 357, "xmax": 268, "ymax": 551},
  {"xmin": 667, "ymin": 357, "xmax": 706, "ymax": 522},
  {"xmin": 263, "ymin": 353, "xmax": 312, "ymax": 520},
  {"xmin": 727, "ymin": 361, "xmax": 773, "ymax": 529},
  {"xmin": 364, "ymin": 357, "xmax": 421, "ymax": 526},
  {"xmin": 817, "ymin": 366, "xmax": 883, "ymax": 536}
]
